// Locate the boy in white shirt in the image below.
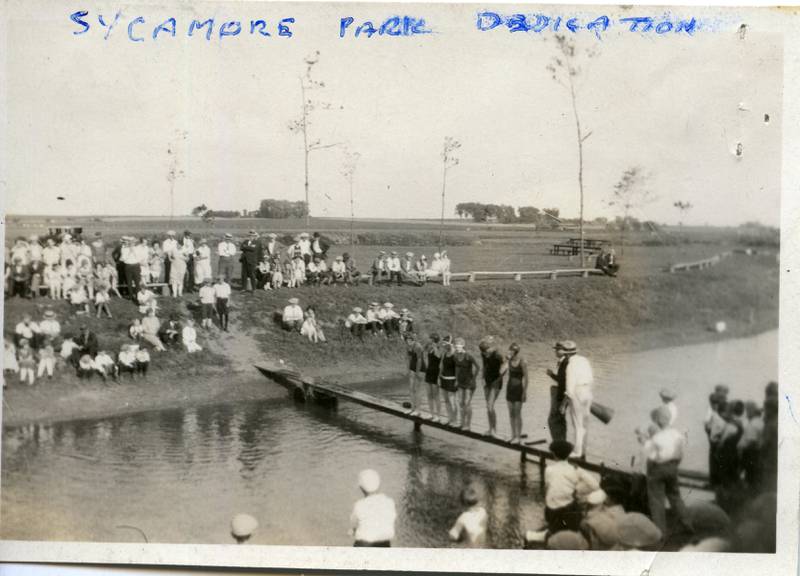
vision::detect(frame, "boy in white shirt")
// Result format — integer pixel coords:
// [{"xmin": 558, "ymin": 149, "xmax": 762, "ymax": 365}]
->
[
  {"xmin": 94, "ymin": 350, "xmax": 118, "ymax": 382},
  {"xmin": 449, "ymin": 485, "xmax": 487, "ymax": 547},
  {"xmin": 544, "ymin": 440, "xmax": 600, "ymax": 535},
  {"xmin": 198, "ymin": 279, "xmax": 217, "ymax": 329},
  {"xmin": 349, "ymin": 469, "xmax": 396, "ymax": 547},
  {"xmin": 214, "ymin": 275, "xmax": 232, "ymax": 331}
]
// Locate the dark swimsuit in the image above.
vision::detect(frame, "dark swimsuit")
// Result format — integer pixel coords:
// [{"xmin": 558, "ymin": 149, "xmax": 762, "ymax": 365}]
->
[
  {"xmin": 483, "ymin": 351, "xmax": 504, "ymax": 389},
  {"xmin": 506, "ymin": 360, "xmax": 525, "ymax": 402},
  {"xmin": 440, "ymin": 354, "xmax": 457, "ymax": 392},
  {"xmin": 425, "ymin": 349, "xmax": 440, "ymax": 384},
  {"xmin": 455, "ymin": 353, "xmax": 477, "ymax": 390}
]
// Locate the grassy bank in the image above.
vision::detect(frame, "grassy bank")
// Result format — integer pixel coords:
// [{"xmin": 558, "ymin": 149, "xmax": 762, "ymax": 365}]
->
[{"xmin": 2, "ymin": 252, "xmax": 778, "ymax": 427}]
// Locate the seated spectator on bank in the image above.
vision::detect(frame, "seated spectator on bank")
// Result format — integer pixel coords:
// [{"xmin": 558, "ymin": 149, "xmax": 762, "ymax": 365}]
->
[
  {"xmin": 399, "ymin": 309, "xmax": 414, "ymax": 336},
  {"xmin": 257, "ymin": 255, "xmax": 272, "ymax": 290},
  {"xmin": 387, "ymin": 251, "xmax": 402, "ymax": 285},
  {"xmin": 291, "ymin": 257, "xmax": 306, "ymax": 287},
  {"xmin": 15, "ymin": 314, "xmax": 40, "ymax": 347},
  {"xmin": 9, "ymin": 258, "xmax": 31, "ymax": 298},
  {"xmin": 36, "ymin": 338, "xmax": 56, "ymax": 380},
  {"xmin": 182, "ymin": 318, "xmax": 203, "ymax": 353},
  {"xmin": 4, "ymin": 341, "xmax": 19, "ymax": 376},
  {"xmin": 135, "ymin": 346, "xmax": 151, "ymax": 377},
  {"xmin": 60, "ymin": 337, "xmax": 80, "ymax": 366},
  {"xmin": 76, "ymin": 325, "xmax": 99, "ymax": 358},
  {"xmin": 448, "ymin": 485, "xmax": 488, "ymax": 548},
  {"xmin": 158, "ymin": 317, "xmax": 182, "ymax": 346},
  {"xmin": 401, "ymin": 252, "xmax": 422, "ymax": 286},
  {"xmin": 345, "ymin": 307, "xmax": 368, "ymax": 339},
  {"xmin": 118, "ymin": 344, "xmax": 138, "ymax": 379},
  {"xmin": 141, "ymin": 309, "xmax": 167, "ymax": 351},
  {"xmin": 270, "ymin": 259, "xmax": 284, "ymax": 290},
  {"xmin": 311, "ymin": 232, "xmax": 329, "ymax": 260},
  {"xmin": 129, "ymin": 318, "xmax": 144, "ymax": 342},
  {"xmin": 94, "ymin": 350, "xmax": 118, "ymax": 382},
  {"xmin": 136, "ymin": 284, "xmax": 158, "ymax": 315},
  {"xmin": 595, "ymin": 247, "xmax": 619, "ymax": 277},
  {"xmin": 77, "ymin": 354, "xmax": 95, "ymax": 379},
  {"xmin": 544, "ymin": 440, "xmax": 600, "ymax": 536},
  {"xmin": 343, "ymin": 253, "xmax": 361, "ymax": 285},
  {"xmin": 316, "ymin": 256, "xmax": 331, "ymax": 285},
  {"xmin": 62, "ymin": 262, "xmax": 78, "ymax": 295},
  {"xmin": 366, "ymin": 302, "xmax": 383, "ymax": 335},
  {"xmin": 29, "ymin": 258, "xmax": 44, "ymax": 298},
  {"xmin": 370, "ymin": 251, "xmax": 388, "ymax": 284},
  {"xmin": 331, "ymin": 256, "xmax": 347, "ymax": 284},
  {"xmin": 39, "ymin": 309, "xmax": 61, "ymax": 341},
  {"xmin": 45, "ymin": 263, "xmax": 63, "ymax": 300},
  {"xmin": 282, "ymin": 297, "xmax": 304, "ymax": 332},
  {"xmin": 17, "ymin": 339, "xmax": 36, "ymax": 385},
  {"xmin": 414, "ymin": 255, "xmax": 428, "ymax": 284},
  {"xmin": 306, "ymin": 257, "xmax": 323, "ymax": 286},
  {"xmin": 427, "ymin": 253, "xmax": 443, "ymax": 279},
  {"xmin": 94, "ymin": 285, "xmax": 113, "ymax": 318},
  {"xmin": 379, "ymin": 302, "xmax": 400, "ymax": 335},
  {"xmin": 69, "ymin": 281, "xmax": 91, "ymax": 314},
  {"xmin": 300, "ymin": 306, "xmax": 326, "ymax": 343}
]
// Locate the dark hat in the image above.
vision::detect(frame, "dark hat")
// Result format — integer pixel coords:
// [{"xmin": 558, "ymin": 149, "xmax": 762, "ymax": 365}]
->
[{"xmin": 549, "ymin": 440, "xmax": 574, "ymax": 460}]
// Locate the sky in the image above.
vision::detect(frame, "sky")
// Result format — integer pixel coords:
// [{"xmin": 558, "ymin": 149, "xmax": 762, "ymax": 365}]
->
[{"xmin": 4, "ymin": 2, "xmax": 783, "ymax": 226}]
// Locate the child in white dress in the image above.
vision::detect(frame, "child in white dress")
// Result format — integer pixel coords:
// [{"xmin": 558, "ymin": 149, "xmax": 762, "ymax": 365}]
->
[{"xmin": 182, "ymin": 319, "xmax": 203, "ymax": 353}]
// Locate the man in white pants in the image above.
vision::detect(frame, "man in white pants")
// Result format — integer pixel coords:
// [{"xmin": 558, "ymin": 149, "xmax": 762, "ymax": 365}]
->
[{"xmin": 562, "ymin": 340, "xmax": 593, "ymax": 459}]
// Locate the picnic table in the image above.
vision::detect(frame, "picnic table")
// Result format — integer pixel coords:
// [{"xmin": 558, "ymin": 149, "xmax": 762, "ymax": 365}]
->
[{"xmin": 550, "ymin": 238, "xmax": 609, "ymax": 256}]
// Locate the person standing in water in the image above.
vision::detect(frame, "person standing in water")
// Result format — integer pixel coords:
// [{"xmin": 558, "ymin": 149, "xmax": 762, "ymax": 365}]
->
[
  {"xmin": 424, "ymin": 333, "xmax": 443, "ymax": 421},
  {"xmin": 439, "ymin": 338, "xmax": 458, "ymax": 425},
  {"xmin": 506, "ymin": 343, "xmax": 529, "ymax": 444},
  {"xmin": 479, "ymin": 336, "xmax": 506, "ymax": 437},
  {"xmin": 453, "ymin": 337, "xmax": 480, "ymax": 430},
  {"xmin": 406, "ymin": 332, "xmax": 426, "ymax": 415}
]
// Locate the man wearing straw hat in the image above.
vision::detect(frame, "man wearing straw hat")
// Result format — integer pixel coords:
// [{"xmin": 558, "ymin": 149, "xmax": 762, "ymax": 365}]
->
[
  {"xmin": 562, "ymin": 340, "xmax": 594, "ymax": 459},
  {"xmin": 239, "ymin": 230, "xmax": 262, "ymax": 292},
  {"xmin": 217, "ymin": 233, "xmax": 237, "ymax": 282}
]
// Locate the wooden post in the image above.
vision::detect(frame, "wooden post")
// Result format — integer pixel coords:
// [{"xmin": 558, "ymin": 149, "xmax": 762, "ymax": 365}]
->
[
  {"xmin": 468, "ymin": 273, "xmax": 476, "ymax": 282},
  {"xmin": 550, "ymin": 272, "xmax": 558, "ymax": 280},
  {"xmin": 414, "ymin": 421, "xmax": 422, "ymax": 431},
  {"xmin": 538, "ymin": 455, "xmax": 546, "ymax": 482},
  {"xmin": 514, "ymin": 273, "xmax": 522, "ymax": 281},
  {"xmin": 581, "ymin": 269, "xmax": 589, "ymax": 278}
]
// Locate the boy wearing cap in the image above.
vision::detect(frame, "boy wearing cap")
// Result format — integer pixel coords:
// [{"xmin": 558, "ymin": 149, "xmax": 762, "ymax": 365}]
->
[
  {"xmin": 638, "ymin": 405, "xmax": 689, "ymax": 534},
  {"xmin": 370, "ymin": 252, "xmax": 387, "ymax": 285},
  {"xmin": 544, "ymin": 440, "xmax": 600, "ymax": 535},
  {"xmin": 214, "ymin": 276, "xmax": 232, "ymax": 331},
  {"xmin": 345, "ymin": 307, "xmax": 368, "ymax": 340},
  {"xmin": 349, "ymin": 469, "xmax": 397, "ymax": 547},
  {"xmin": 386, "ymin": 252, "xmax": 402, "ymax": 286},
  {"xmin": 217, "ymin": 234, "xmax": 237, "ymax": 282},
  {"xmin": 479, "ymin": 336, "xmax": 506, "ymax": 437},
  {"xmin": 379, "ymin": 302, "xmax": 400, "ymax": 336}
]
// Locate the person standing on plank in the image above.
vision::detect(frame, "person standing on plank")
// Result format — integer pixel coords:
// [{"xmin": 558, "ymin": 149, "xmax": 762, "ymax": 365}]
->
[
  {"xmin": 439, "ymin": 338, "xmax": 458, "ymax": 425},
  {"xmin": 563, "ymin": 340, "xmax": 594, "ymax": 459},
  {"xmin": 479, "ymin": 336, "xmax": 506, "ymax": 437},
  {"xmin": 506, "ymin": 343, "xmax": 529, "ymax": 444},
  {"xmin": 424, "ymin": 333, "xmax": 442, "ymax": 420},
  {"xmin": 406, "ymin": 332, "xmax": 426, "ymax": 415},
  {"xmin": 546, "ymin": 341, "xmax": 570, "ymax": 443},
  {"xmin": 453, "ymin": 337, "xmax": 480, "ymax": 430}
]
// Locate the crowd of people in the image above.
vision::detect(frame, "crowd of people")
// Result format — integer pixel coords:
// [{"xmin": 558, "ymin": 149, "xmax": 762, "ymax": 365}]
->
[{"xmin": 4, "ymin": 230, "xmax": 455, "ymax": 302}]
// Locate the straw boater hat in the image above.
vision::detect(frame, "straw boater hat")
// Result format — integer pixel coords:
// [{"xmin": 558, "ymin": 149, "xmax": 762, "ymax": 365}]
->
[
  {"xmin": 421, "ymin": 255, "xmax": 427, "ymax": 260},
  {"xmin": 370, "ymin": 302, "xmax": 379, "ymax": 307},
  {"xmin": 248, "ymin": 230, "xmax": 257, "ymax": 236},
  {"xmin": 167, "ymin": 230, "xmax": 176, "ymax": 236},
  {"xmin": 288, "ymin": 297, "xmax": 299, "ymax": 305},
  {"xmin": 383, "ymin": 302, "xmax": 394, "ymax": 308},
  {"xmin": 358, "ymin": 469, "xmax": 381, "ymax": 494},
  {"xmin": 335, "ymin": 255, "xmax": 343, "ymax": 261},
  {"xmin": 353, "ymin": 307, "xmax": 362, "ymax": 313},
  {"xmin": 268, "ymin": 233, "xmax": 277, "ymax": 238},
  {"xmin": 554, "ymin": 340, "xmax": 577, "ymax": 354},
  {"xmin": 406, "ymin": 252, "xmax": 414, "ymax": 257},
  {"xmin": 300, "ymin": 232, "xmax": 310, "ymax": 238},
  {"xmin": 199, "ymin": 238, "xmax": 207, "ymax": 244},
  {"xmin": 44, "ymin": 310, "xmax": 55, "ymax": 319},
  {"xmin": 224, "ymin": 233, "xmax": 233, "ymax": 239}
]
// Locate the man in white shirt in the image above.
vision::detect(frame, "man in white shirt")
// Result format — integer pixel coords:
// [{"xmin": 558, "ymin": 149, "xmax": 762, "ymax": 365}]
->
[
  {"xmin": 15, "ymin": 314, "xmax": 40, "ymax": 347},
  {"xmin": 282, "ymin": 297, "xmax": 303, "ymax": 332},
  {"xmin": 214, "ymin": 275, "xmax": 232, "ymax": 331},
  {"xmin": 217, "ymin": 233, "xmax": 237, "ymax": 281},
  {"xmin": 27, "ymin": 236, "xmax": 43, "ymax": 263},
  {"xmin": 263, "ymin": 233, "xmax": 279, "ymax": 258},
  {"xmin": 120, "ymin": 237, "xmax": 142, "ymax": 299},
  {"xmin": 39, "ymin": 310, "xmax": 61, "ymax": 341},
  {"xmin": 563, "ymin": 340, "xmax": 593, "ymax": 458},
  {"xmin": 349, "ymin": 469, "xmax": 396, "ymax": 547},
  {"xmin": 544, "ymin": 440, "xmax": 600, "ymax": 534},
  {"xmin": 198, "ymin": 279, "xmax": 217, "ymax": 329},
  {"xmin": 10, "ymin": 238, "xmax": 30, "ymax": 266},
  {"xmin": 42, "ymin": 238, "xmax": 62, "ymax": 268},
  {"xmin": 639, "ymin": 406, "xmax": 688, "ymax": 534},
  {"xmin": 298, "ymin": 232, "xmax": 312, "ymax": 264},
  {"xmin": 60, "ymin": 234, "xmax": 79, "ymax": 266}
]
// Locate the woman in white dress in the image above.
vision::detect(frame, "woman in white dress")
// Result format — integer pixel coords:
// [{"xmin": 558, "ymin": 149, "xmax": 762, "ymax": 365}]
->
[
  {"xmin": 169, "ymin": 243, "xmax": 188, "ymax": 297},
  {"xmin": 193, "ymin": 238, "xmax": 212, "ymax": 287}
]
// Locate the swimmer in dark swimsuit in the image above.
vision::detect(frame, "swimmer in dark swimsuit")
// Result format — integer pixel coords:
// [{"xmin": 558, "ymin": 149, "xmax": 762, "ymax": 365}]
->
[
  {"xmin": 424, "ymin": 333, "xmax": 443, "ymax": 420},
  {"xmin": 406, "ymin": 332, "xmax": 426, "ymax": 415},
  {"xmin": 453, "ymin": 337, "xmax": 480, "ymax": 430},
  {"xmin": 505, "ymin": 343, "xmax": 529, "ymax": 444},
  {"xmin": 439, "ymin": 338, "xmax": 458, "ymax": 425},
  {"xmin": 479, "ymin": 336, "xmax": 506, "ymax": 437}
]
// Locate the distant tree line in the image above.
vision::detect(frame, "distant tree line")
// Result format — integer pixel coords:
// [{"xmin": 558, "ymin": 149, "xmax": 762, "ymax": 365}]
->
[
  {"xmin": 257, "ymin": 199, "xmax": 309, "ymax": 219},
  {"xmin": 455, "ymin": 202, "xmax": 562, "ymax": 227}
]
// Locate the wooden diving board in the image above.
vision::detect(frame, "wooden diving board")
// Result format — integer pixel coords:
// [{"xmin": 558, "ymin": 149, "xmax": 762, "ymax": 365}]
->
[{"xmin": 255, "ymin": 362, "xmax": 710, "ymax": 491}]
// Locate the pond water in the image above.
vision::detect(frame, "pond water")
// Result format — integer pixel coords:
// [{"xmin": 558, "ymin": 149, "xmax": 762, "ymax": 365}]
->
[{"xmin": 0, "ymin": 330, "xmax": 777, "ymax": 546}]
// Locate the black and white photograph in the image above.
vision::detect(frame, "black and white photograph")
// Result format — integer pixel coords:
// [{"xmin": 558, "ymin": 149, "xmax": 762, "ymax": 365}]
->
[{"xmin": 0, "ymin": 1, "xmax": 797, "ymax": 574}]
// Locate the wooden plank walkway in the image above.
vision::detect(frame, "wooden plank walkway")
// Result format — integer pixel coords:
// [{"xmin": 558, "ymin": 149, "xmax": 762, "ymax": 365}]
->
[
  {"xmin": 255, "ymin": 362, "xmax": 710, "ymax": 491},
  {"xmin": 669, "ymin": 251, "xmax": 732, "ymax": 273}
]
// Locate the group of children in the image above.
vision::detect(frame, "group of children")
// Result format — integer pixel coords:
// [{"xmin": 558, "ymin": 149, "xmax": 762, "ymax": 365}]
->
[
  {"xmin": 255, "ymin": 252, "xmax": 360, "ymax": 290},
  {"xmin": 343, "ymin": 301, "xmax": 413, "ymax": 339}
]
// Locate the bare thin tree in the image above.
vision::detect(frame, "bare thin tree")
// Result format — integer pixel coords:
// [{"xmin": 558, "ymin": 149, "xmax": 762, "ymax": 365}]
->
[
  {"xmin": 673, "ymin": 201, "xmax": 693, "ymax": 227},
  {"xmin": 547, "ymin": 36, "xmax": 599, "ymax": 266},
  {"xmin": 288, "ymin": 51, "xmax": 343, "ymax": 227},
  {"xmin": 166, "ymin": 130, "xmax": 188, "ymax": 224},
  {"xmin": 439, "ymin": 136, "xmax": 461, "ymax": 251},
  {"xmin": 607, "ymin": 167, "xmax": 656, "ymax": 254},
  {"xmin": 342, "ymin": 149, "xmax": 361, "ymax": 252}
]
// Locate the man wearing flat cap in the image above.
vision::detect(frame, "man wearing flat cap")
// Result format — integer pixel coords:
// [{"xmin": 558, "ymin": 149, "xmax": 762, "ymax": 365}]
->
[{"xmin": 239, "ymin": 231, "xmax": 262, "ymax": 292}]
